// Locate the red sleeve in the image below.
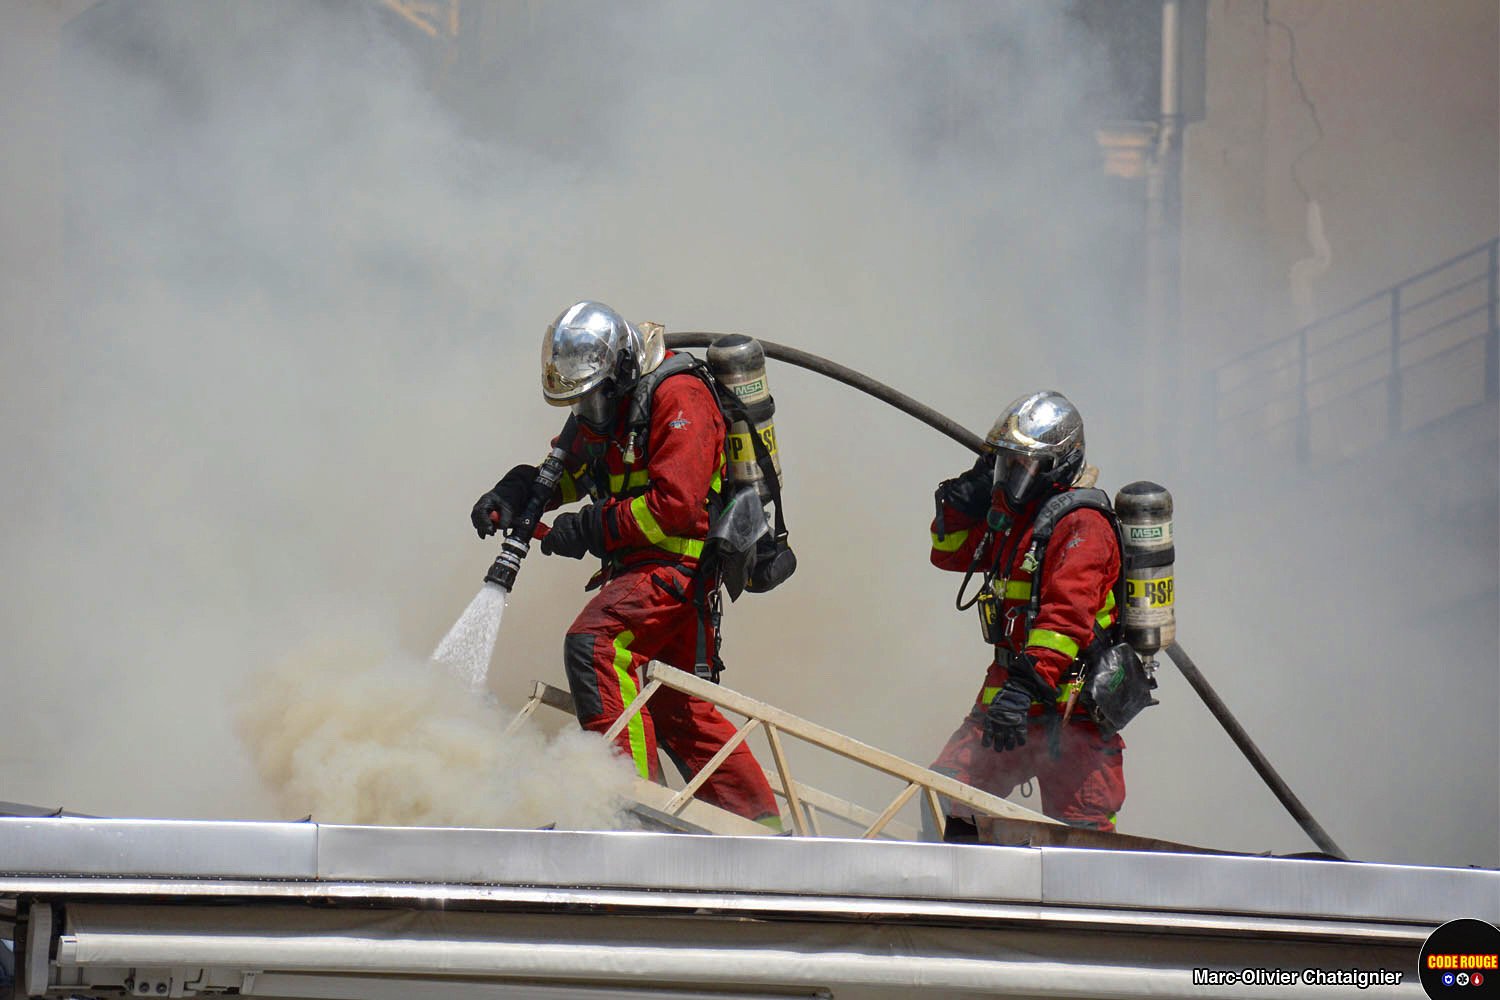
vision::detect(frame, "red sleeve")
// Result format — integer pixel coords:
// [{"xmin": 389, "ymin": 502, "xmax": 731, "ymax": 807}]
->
[
  {"xmin": 1025, "ymin": 507, "xmax": 1120, "ymax": 689},
  {"xmin": 930, "ymin": 499, "xmax": 987, "ymax": 571},
  {"xmin": 601, "ymin": 376, "xmax": 723, "ymax": 552}
]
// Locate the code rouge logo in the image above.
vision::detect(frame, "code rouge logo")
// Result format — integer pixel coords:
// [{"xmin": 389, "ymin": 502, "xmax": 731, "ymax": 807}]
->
[{"xmin": 1420, "ymin": 919, "xmax": 1500, "ymax": 998}]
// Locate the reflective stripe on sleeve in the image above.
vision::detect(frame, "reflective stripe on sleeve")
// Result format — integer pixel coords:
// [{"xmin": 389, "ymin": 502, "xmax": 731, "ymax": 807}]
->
[
  {"xmin": 608, "ymin": 470, "xmax": 651, "ymax": 494},
  {"xmin": 629, "ymin": 495, "xmax": 705, "ymax": 559},
  {"xmin": 1095, "ymin": 590, "xmax": 1117, "ymax": 630},
  {"xmin": 1027, "ymin": 628, "xmax": 1080, "ymax": 660},
  {"xmin": 931, "ymin": 527, "xmax": 970, "ymax": 553}
]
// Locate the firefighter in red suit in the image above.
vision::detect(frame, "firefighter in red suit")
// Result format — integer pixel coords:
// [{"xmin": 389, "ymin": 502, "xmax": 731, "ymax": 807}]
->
[
  {"xmin": 471, "ymin": 301, "xmax": 780, "ymax": 828},
  {"xmin": 927, "ymin": 390, "xmax": 1125, "ymax": 838}
]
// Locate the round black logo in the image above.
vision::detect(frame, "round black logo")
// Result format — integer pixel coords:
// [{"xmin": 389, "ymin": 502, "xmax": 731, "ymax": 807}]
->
[{"xmin": 1419, "ymin": 919, "xmax": 1500, "ymax": 998}]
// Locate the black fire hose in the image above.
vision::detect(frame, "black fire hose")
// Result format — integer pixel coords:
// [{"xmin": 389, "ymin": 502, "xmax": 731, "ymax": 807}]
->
[
  {"xmin": 1162, "ymin": 642, "xmax": 1346, "ymax": 858},
  {"xmin": 667, "ymin": 331, "xmax": 1349, "ymax": 860},
  {"xmin": 667, "ymin": 333, "xmax": 987, "ymax": 454}
]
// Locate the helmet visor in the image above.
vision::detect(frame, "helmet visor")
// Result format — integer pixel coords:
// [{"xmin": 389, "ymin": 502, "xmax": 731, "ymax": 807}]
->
[
  {"xmin": 570, "ymin": 382, "xmax": 617, "ymax": 432},
  {"xmin": 993, "ymin": 449, "xmax": 1047, "ymax": 508}
]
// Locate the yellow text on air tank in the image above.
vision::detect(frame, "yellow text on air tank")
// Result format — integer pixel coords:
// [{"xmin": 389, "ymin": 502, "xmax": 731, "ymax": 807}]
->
[
  {"xmin": 727, "ymin": 426, "xmax": 777, "ymax": 463},
  {"xmin": 1127, "ymin": 576, "xmax": 1175, "ymax": 608}
]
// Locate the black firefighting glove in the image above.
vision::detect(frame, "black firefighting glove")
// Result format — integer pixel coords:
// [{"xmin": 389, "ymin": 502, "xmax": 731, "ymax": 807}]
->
[
  {"xmin": 937, "ymin": 451, "xmax": 997, "ymax": 521},
  {"xmin": 981, "ymin": 682, "xmax": 1033, "ymax": 753},
  {"xmin": 540, "ymin": 505, "xmax": 606, "ymax": 560},
  {"xmin": 471, "ymin": 464, "xmax": 539, "ymax": 539}
]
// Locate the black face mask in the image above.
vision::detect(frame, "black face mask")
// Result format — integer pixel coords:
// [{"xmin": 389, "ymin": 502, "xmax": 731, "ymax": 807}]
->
[
  {"xmin": 570, "ymin": 380, "xmax": 618, "ymax": 433},
  {"xmin": 994, "ymin": 450, "xmax": 1047, "ymax": 511}
]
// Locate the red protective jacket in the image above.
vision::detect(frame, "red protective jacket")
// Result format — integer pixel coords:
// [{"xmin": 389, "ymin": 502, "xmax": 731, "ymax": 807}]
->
[
  {"xmin": 930, "ymin": 488, "xmax": 1121, "ymax": 713},
  {"xmin": 548, "ymin": 352, "xmax": 726, "ymax": 571}
]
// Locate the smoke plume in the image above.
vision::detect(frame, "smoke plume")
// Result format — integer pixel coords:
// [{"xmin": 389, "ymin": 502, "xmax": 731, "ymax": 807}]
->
[
  {"xmin": 0, "ymin": 1, "xmax": 1492, "ymax": 867},
  {"xmin": 237, "ymin": 627, "xmax": 633, "ymax": 829}
]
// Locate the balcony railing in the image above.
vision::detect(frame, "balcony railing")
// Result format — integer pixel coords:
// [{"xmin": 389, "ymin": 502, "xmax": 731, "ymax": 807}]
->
[{"xmin": 1209, "ymin": 238, "xmax": 1498, "ymax": 465}]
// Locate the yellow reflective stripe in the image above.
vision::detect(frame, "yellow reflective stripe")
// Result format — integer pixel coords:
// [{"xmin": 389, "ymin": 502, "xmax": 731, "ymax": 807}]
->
[
  {"xmin": 710, "ymin": 470, "xmax": 722, "ymax": 494},
  {"xmin": 1094, "ymin": 590, "xmax": 1118, "ymax": 630},
  {"xmin": 558, "ymin": 474, "xmax": 579, "ymax": 504},
  {"xmin": 656, "ymin": 536, "xmax": 704, "ymax": 558},
  {"xmin": 981, "ymin": 685, "xmax": 1001, "ymax": 705},
  {"xmin": 608, "ymin": 470, "xmax": 650, "ymax": 493},
  {"xmin": 1056, "ymin": 679, "xmax": 1082, "ymax": 706},
  {"xmin": 629, "ymin": 495, "xmax": 705, "ymax": 559},
  {"xmin": 931, "ymin": 527, "xmax": 970, "ymax": 553},
  {"xmin": 1028, "ymin": 628, "xmax": 1079, "ymax": 660},
  {"xmin": 631, "ymin": 495, "xmax": 667, "ymax": 543},
  {"xmin": 611, "ymin": 630, "xmax": 650, "ymax": 779},
  {"xmin": 1001, "ymin": 580, "xmax": 1031, "ymax": 600},
  {"xmin": 755, "ymin": 814, "xmax": 784, "ymax": 832}
]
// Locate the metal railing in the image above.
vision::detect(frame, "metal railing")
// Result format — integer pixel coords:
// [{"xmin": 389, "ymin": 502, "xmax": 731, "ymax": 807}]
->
[{"xmin": 1209, "ymin": 238, "xmax": 1499, "ymax": 464}]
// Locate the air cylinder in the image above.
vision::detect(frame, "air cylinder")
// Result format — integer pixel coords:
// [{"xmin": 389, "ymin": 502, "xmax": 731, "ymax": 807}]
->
[
  {"xmin": 706, "ymin": 335, "xmax": 783, "ymax": 506},
  {"xmin": 1114, "ymin": 481, "xmax": 1175, "ymax": 656}
]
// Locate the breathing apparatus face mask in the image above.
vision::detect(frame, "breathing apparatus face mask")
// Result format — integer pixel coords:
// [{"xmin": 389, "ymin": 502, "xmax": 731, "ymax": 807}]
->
[
  {"xmin": 570, "ymin": 380, "xmax": 618, "ymax": 433},
  {"xmin": 993, "ymin": 449, "xmax": 1048, "ymax": 510}
]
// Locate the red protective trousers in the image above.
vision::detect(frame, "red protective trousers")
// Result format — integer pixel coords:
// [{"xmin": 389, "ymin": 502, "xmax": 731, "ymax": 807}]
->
[
  {"xmin": 564, "ymin": 562, "xmax": 781, "ymax": 827},
  {"xmin": 931, "ymin": 711, "xmax": 1124, "ymax": 830}
]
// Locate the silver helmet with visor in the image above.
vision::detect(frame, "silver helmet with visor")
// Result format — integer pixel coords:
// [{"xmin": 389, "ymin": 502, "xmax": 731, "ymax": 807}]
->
[
  {"xmin": 986, "ymin": 390, "xmax": 1085, "ymax": 510},
  {"xmin": 540, "ymin": 301, "xmax": 651, "ymax": 431}
]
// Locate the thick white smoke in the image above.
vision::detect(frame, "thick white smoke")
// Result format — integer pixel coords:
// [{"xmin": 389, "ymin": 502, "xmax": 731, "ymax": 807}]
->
[
  {"xmin": 237, "ymin": 626, "xmax": 633, "ymax": 829},
  {"xmin": 0, "ymin": 1, "xmax": 1492, "ymax": 867}
]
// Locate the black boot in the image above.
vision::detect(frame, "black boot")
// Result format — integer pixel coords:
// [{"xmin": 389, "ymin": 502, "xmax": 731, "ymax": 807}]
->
[{"xmin": 942, "ymin": 816, "xmax": 979, "ymax": 844}]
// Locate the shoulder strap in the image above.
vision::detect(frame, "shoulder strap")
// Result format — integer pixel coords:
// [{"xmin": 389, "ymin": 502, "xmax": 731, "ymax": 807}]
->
[
  {"xmin": 713, "ymin": 385, "xmax": 789, "ymax": 540},
  {"xmin": 1030, "ymin": 488, "xmax": 1112, "ymax": 546},
  {"xmin": 626, "ymin": 350, "xmax": 790, "ymax": 540},
  {"xmin": 1025, "ymin": 488, "xmax": 1127, "ymax": 646},
  {"xmin": 626, "ymin": 352, "xmax": 706, "ymax": 439}
]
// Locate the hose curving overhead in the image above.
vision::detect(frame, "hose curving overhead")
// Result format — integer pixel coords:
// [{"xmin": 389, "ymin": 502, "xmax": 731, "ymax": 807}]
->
[{"xmin": 666, "ymin": 330, "xmax": 1348, "ymax": 860}]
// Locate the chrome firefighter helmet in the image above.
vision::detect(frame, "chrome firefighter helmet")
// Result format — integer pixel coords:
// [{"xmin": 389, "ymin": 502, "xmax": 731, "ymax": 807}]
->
[
  {"xmin": 986, "ymin": 390, "xmax": 1085, "ymax": 509},
  {"xmin": 540, "ymin": 301, "xmax": 664, "ymax": 430}
]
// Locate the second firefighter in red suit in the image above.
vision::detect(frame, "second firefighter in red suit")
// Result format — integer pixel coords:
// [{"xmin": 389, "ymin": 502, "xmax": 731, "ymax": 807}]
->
[
  {"xmin": 927, "ymin": 390, "xmax": 1126, "ymax": 835},
  {"xmin": 472, "ymin": 301, "xmax": 780, "ymax": 828}
]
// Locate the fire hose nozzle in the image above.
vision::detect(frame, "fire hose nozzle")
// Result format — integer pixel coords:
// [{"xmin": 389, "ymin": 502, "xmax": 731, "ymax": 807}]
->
[
  {"xmin": 484, "ymin": 537, "xmax": 528, "ymax": 590},
  {"xmin": 480, "ymin": 417, "xmax": 579, "ymax": 592}
]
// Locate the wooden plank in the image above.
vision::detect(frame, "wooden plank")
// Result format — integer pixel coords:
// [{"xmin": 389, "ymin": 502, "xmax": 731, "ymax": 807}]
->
[
  {"xmin": 762, "ymin": 723, "xmax": 808, "ymax": 836},
  {"xmin": 762, "ymin": 772, "xmax": 918, "ymax": 842},
  {"xmin": 603, "ymin": 677, "xmax": 663, "ymax": 743},
  {"xmin": 503, "ymin": 691, "xmax": 543, "ymax": 736},
  {"xmin": 664, "ymin": 719, "xmax": 762, "ymax": 816},
  {"xmin": 645, "ymin": 664, "xmax": 1058, "ymax": 826},
  {"xmin": 862, "ymin": 782, "xmax": 920, "ymax": 840},
  {"xmin": 628, "ymin": 780, "xmax": 774, "ymax": 837}
]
